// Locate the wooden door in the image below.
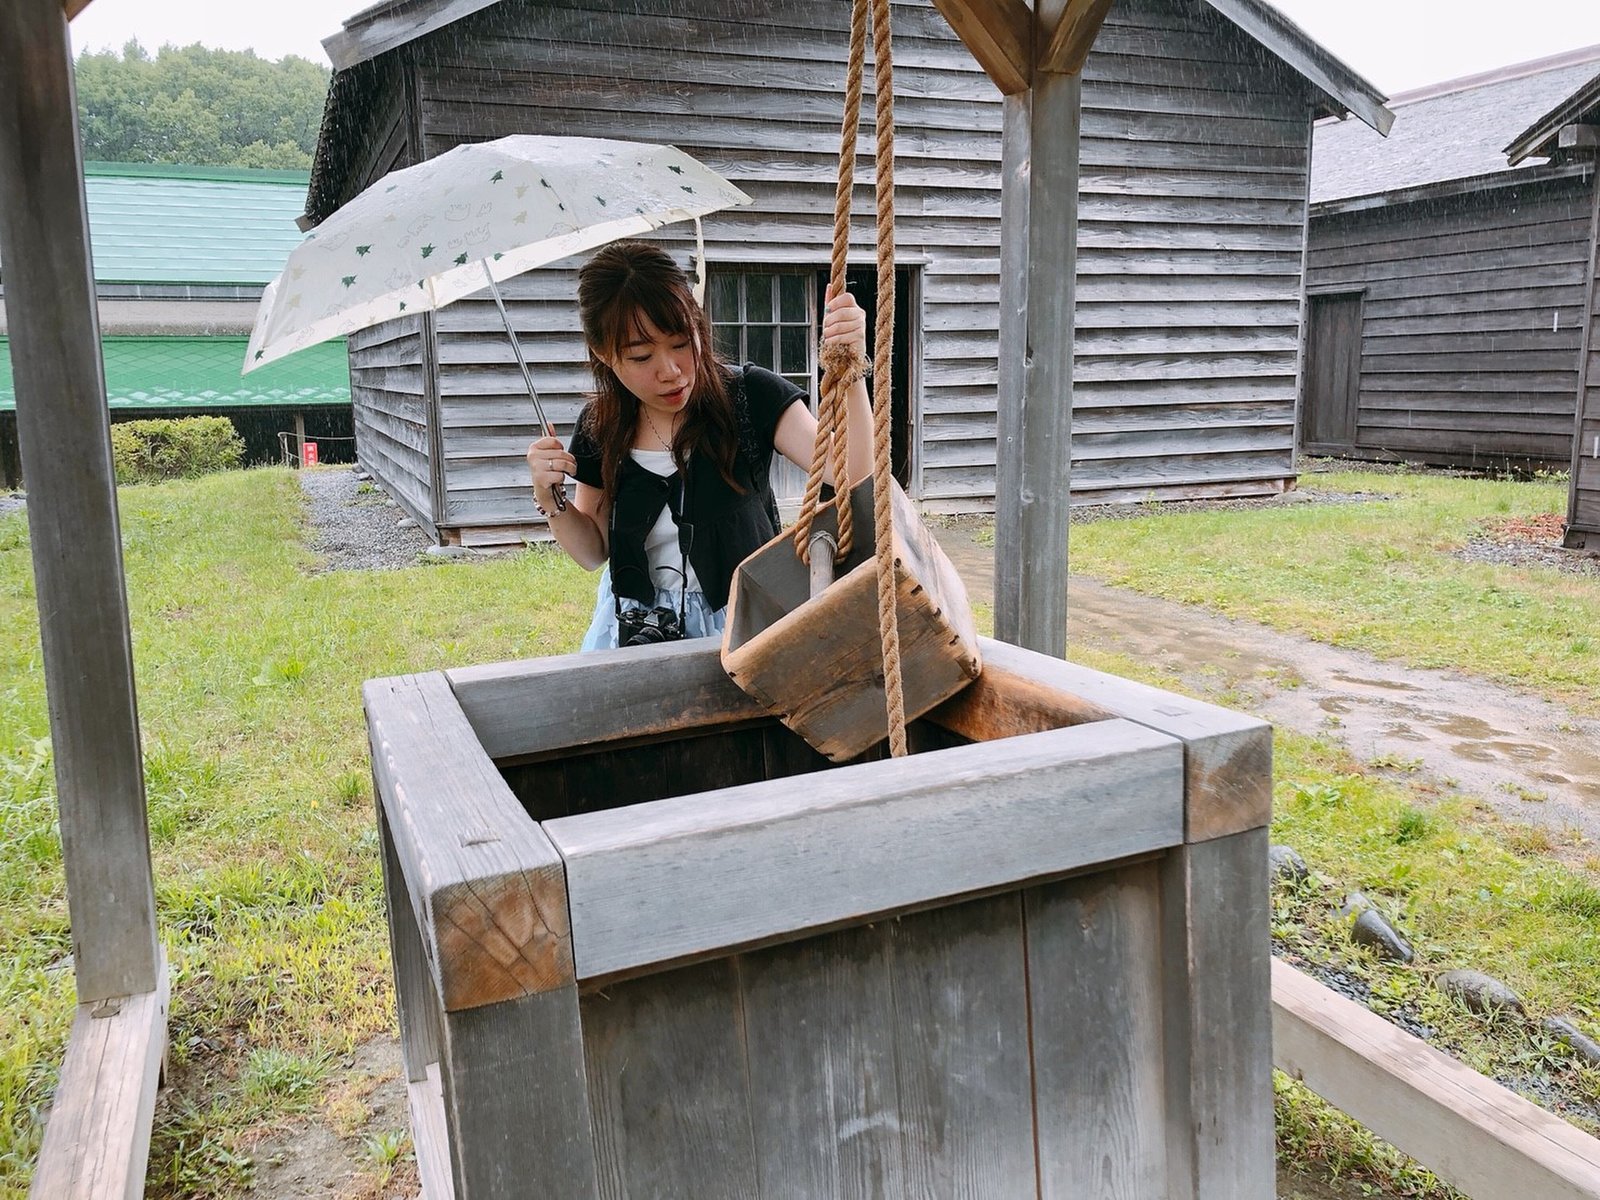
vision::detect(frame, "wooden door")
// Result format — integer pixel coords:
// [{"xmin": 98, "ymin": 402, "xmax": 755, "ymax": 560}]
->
[{"xmin": 1303, "ymin": 292, "xmax": 1363, "ymax": 452}]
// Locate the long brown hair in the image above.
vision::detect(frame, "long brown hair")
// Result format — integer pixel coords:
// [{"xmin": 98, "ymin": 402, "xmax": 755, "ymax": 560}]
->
[{"xmin": 576, "ymin": 241, "xmax": 742, "ymax": 499}]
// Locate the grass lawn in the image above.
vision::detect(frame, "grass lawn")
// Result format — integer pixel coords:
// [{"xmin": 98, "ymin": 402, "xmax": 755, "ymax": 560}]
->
[{"xmin": 0, "ymin": 464, "xmax": 1596, "ymax": 1198}]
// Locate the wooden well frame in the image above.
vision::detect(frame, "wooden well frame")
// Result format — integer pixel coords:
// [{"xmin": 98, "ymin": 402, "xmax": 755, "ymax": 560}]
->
[{"xmin": 365, "ymin": 635, "xmax": 1275, "ymax": 1199}]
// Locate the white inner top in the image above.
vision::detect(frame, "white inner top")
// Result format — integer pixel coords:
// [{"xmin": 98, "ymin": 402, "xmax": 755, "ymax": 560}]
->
[{"xmin": 629, "ymin": 447, "xmax": 701, "ymax": 595}]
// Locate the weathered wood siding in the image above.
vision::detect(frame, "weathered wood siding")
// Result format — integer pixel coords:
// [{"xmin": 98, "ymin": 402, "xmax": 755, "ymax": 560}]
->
[
  {"xmin": 341, "ymin": 63, "xmax": 440, "ymax": 535},
  {"xmin": 1569, "ymin": 172, "xmax": 1600, "ymax": 545},
  {"xmin": 1304, "ymin": 172, "xmax": 1596, "ymax": 465},
  {"xmin": 339, "ymin": 0, "xmax": 1319, "ymax": 535}
]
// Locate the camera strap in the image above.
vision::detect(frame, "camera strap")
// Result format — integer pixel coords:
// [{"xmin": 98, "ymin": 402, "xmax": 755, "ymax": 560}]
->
[{"xmin": 611, "ymin": 461, "xmax": 692, "ymax": 631}]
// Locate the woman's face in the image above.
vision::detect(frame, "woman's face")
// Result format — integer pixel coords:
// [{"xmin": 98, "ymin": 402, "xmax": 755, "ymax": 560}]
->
[{"xmin": 604, "ymin": 313, "xmax": 696, "ymax": 420}]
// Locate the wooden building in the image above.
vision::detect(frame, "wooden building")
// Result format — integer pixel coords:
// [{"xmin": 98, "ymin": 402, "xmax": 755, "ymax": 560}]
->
[
  {"xmin": 307, "ymin": 0, "xmax": 1388, "ymax": 545},
  {"xmin": 1302, "ymin": 47, "xmax": 1600, "ymax": 494}
]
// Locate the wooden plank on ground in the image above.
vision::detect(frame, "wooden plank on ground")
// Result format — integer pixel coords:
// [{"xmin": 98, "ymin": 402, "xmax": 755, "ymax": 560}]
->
[
  {"xmin": 28, "ymin": 960, "xmax": 169, "ymax": 1200},
  {"xmin": 364, "ymin": 672, "xmax": 574, "ymax": 1011},
  {"xmin": 546, "ymin": 718, "xmax": 1183, "ymax": 981},
  {"xmin": 1026, "ymin": 864, "xmax": 1167, "ymax": 1196},
  {"xmin": 407, "ymin": 1064, "xmax": 454, "ymax": 1200},
  {"xmin": 1273, "ymin": 958, "xmax": 1600, "ymax": 1200}
]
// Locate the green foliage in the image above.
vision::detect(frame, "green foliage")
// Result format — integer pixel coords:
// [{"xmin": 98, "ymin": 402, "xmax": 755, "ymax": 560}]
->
[
  {"xmin": 110, "ymin": 416, "xmax": 244, "ymax": 485},
  {"xmin": 74, "ymin": 41, "xmax": 328, "ymax": 169}
]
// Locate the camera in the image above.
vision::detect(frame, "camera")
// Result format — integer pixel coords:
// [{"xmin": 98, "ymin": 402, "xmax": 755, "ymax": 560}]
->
[{"xmin": 617, "ymin": 604, "xmax": 685, "ymax": 647}]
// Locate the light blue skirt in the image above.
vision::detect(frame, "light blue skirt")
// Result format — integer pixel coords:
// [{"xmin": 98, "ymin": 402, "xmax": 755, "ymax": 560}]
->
[{"xmin": 580, "ymin": 567, "xmax": 727, "ymax": 651}]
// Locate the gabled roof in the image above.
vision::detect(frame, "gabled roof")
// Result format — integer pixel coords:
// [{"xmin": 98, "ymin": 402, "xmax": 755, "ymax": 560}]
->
[
  {"xmin": 318, "ymin": 0, "xmax": 1391, "ymax": 130},
  {"xmin": 1506, "ymin": 68, "xmax": 1600, "ymax": 164},
  {"xmin": 80, "ymin": 162, "xmax": 311, "ymax": 286},
  {"xmin": 1311, "ymin": 44, "xmax": 1600, "ymax": 208}
]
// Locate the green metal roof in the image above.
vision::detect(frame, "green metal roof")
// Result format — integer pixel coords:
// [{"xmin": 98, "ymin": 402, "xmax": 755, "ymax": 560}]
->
[
  {"xmin": 0, "ymin": 336, "xmax": 349, "ymax": 410},
  {"xmin": 78, "ymin": 161, "xmax": 311, "ymax": 286}
]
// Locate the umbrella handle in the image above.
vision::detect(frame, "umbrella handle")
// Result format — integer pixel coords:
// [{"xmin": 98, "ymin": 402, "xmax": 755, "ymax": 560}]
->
[{"xmin": 482, "ymin": 260, "xmax": 568, "ymax": 514}]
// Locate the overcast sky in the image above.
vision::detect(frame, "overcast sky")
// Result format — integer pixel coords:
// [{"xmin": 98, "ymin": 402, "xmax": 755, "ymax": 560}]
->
[{"xmin": 68, "ymin": 0, "xmax": 1600, "ymax": 97}]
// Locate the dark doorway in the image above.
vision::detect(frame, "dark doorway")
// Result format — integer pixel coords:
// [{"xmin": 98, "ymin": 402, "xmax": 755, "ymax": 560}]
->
[{"xmin": 1303, "ymin": 292, "xmax": 1363, "ymax": 452}]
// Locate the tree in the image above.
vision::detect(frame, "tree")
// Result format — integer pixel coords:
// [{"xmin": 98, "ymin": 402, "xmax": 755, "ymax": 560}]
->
[{"xmin": 75, "ymin": 41, "xmax": 329, "ymax": 170}]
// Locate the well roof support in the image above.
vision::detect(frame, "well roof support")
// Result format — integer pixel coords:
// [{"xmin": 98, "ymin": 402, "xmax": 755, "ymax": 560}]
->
[{"xmin": 0, "ymin": 0, "xmax": 158, "ymax": 1002}]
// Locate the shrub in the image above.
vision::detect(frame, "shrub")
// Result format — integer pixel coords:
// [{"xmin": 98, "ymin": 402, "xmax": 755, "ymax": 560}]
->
[{"xmin": 110, "ymin": 416, "xmax": 244, "ymax": 485}]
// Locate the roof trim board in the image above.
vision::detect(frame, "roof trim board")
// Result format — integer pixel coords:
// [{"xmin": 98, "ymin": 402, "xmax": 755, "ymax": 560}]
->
[
  {"xmin": 322, "ymin": 0, "xmax": 1392, "ymax": 134},
  {"xmin": 1506, "ymin": 69, "xmax": 1600, "ymax": 165},
  {"xmin": 1309, "ymin": 159, "xmax": 1595, "ymax": 218}
]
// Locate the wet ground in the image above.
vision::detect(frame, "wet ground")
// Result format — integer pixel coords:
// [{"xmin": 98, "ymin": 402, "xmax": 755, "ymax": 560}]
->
[{"xmin": 932, "ymin": 520, "xmax": 1600, "ymax": 858}]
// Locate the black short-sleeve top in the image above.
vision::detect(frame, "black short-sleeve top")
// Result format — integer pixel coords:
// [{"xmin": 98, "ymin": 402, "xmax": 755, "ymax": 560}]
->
[{"xmin": 568, "ymin": 364, "xmax": 805, "ymax": 610}]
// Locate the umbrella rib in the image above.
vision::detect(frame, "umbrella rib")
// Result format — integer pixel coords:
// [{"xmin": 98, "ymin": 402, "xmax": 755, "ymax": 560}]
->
[{"xmin": 480, "ymin": 259, "xmax": 567, "ymax": 513}]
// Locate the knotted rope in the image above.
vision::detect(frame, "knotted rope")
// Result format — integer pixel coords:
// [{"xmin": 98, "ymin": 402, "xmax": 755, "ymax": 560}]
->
[{"xmin": 790, "ymin": 0, "xmax": 907, "ymax": 757}]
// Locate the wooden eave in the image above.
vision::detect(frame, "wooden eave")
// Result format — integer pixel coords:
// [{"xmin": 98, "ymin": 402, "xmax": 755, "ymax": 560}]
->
[
  {"xmin": 1310, "ymin": 159, "xmax": 1595, "ymax": 219},
  {"xmin": 1505, "ymin": 70, "xmax": 1600, "ymax": 164},
  {"xmin": 319, "ymin": 0, "xmax": 1393, "ymax": 128}
]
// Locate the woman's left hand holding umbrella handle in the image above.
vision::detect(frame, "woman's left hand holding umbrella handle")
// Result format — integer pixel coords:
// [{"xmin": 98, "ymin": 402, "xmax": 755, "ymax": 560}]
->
[{"xmin": 526, "ymin": 428, "xmax": 571, "ymax": 516}]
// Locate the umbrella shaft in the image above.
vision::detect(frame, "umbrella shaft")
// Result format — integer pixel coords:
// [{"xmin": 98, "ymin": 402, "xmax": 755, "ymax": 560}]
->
[{"xmin": 482, "ymin": 261, "xmax": 566, "ymax": 513}]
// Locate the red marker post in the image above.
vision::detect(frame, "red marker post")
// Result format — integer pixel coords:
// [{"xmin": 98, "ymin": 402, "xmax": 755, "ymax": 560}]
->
[{"xmin": 303, "ymin": 442, "xmax": 319, "ymax": 466}]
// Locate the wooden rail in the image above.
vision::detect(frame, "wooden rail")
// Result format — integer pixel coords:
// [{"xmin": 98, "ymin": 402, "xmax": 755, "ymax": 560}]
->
[{"xmin": 1273, "ymin": 959, "xmax": 1600, "ymax": 1199}]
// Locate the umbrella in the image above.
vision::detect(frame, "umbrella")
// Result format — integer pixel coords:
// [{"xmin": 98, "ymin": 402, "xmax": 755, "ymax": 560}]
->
[{"xmin": 243, "ymin": 135, "xmax": 753, "ymax": 507}]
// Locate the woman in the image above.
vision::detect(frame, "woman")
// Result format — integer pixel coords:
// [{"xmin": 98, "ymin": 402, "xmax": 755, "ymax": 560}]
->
[{"xmin": 527, "ymin": 241, "xmax": 873, "ymax": 650}]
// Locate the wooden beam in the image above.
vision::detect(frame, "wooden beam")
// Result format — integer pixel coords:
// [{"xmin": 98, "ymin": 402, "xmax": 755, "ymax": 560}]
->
[
  {"xmin": 994, "ymin": 0, "xmax": 1080, "ymax": 656},
  {"xmin": 1040, "ymin": 0, "xmax": 1115, "ymax": 76},
  {"xmin": 1273, "ymin": 958, "xmax": 1600, "ymax": 1199},
  {"xmin": 0, "ymin": 0, "xmax": 159, "ymax": 1002},
  {"xmin": 1559, "ymin": 123, "xmax": 1600, "ymax": 153},
  {"xmin": 322, "ymin": 0, "xmax": 501, "ymax": 72},
  {"xmin": 365, "ymin": 672, "xmax": 575, "ymax": 1011},
  {"xmin": 545, "ymin": 719, "xmax": 1183, "ymax": 981},
  {"xmin": 930, "ymin": 0, "xmax": 1034, "ymax": 95},
  {"xmin": 28, "ymin": 959, "xmax": 169, "ymax": 1200},
  {"xmin": 1564, "ymin": 162, "xmax": 1600, "ymax": 548}
]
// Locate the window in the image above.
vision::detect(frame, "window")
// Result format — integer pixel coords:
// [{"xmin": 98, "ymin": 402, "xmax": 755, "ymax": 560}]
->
[{"xmin": 709, "ymin": 270, "xmax": 817, "ymax": 399}]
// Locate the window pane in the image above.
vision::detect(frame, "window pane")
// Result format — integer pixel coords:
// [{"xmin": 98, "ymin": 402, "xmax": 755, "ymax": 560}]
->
[
  {"xmin": 780, "ymin": 324, "xmax": 809, "ymax": 375},
  {"xmin": 709, "ymin": 275, "xmax": 739, "ymax": 321},
  {"xmin": 746, "ymin": 325, "xmax": 775, "ymax": 370},
  {"xmin": 779, "ymin": 274, "xmax": 806, "ymax": 323},
  {"xmin": 713, "ymin": 323, "xmax": 740, "ymax": 360},
  {"xmin": 745, "ymin": 274, "xmax": 775, "ymax": 322}
]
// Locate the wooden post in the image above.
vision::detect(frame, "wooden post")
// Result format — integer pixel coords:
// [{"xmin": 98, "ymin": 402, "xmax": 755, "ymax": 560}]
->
[
  {"xmin": 0, "ymin": 0, "xmax": 158, "ymax": 1002},
  {"xmin": 1563, "ymin": 160, "xmax": 1600, "ymax": 550},
  {"xmin": 293, "ymin": 411, "xmax": 308, "ymax": 467},
  {"xmin": 995, "ymin": 0, "xmax": 1083, "ymax": 656}
]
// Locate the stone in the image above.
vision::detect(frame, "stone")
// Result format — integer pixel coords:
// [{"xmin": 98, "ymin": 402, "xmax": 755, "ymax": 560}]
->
[
  {"xmin": 421, "ymin": 544, "xmax": 473, "ymax": 561},
  {"xmin": 1543, "ymin": 1016, "xmax": 1600, "ymax": 1068},
  {"xmin": 384, "ymin": 498, "xmax": 399, "ymax": 508},
  {"xmin": 1268, "ymin": 844, "xmax": 1309, "ymax": 885},
  {"xmin": 1437, "ymin": 969, "xmax": 1525, "ymax": 1017},
  {"xmin": 354, "ymin": 470, "xmax": 372, "ymax": 481},
  {"xmin": 1338, "ymin": 893, "xmax": 1413, "ymax": 962},
  {"xmin": 397, "ymin": 517, "xmax": 418, "ymax": 530}
]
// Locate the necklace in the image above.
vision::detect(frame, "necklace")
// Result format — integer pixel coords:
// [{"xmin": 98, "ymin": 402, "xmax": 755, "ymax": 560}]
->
[{"xmin": 640, "ymin": 405, "xmax": 677, "ymax": 451}]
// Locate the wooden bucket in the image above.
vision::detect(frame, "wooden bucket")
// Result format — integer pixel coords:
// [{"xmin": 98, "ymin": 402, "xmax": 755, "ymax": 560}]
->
[{"xmin": 721, "ymin": 476, "xmax": 982, "ymax": 761}]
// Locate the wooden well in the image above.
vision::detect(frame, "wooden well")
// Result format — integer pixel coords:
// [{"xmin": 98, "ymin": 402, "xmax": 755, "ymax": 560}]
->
[
  {"xmin": 722, "ymin": 477, "xmax": 983, "ymax": 761},
  {"xmin": 364, "ymin": 637, "xmax": 1275, "ymax": 1200}
]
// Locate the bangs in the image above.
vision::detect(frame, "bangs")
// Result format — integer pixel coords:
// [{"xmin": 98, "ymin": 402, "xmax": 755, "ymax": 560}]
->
[{"xmin": 598, "ymin": 273, "xmax": 698, "ymax": 359}]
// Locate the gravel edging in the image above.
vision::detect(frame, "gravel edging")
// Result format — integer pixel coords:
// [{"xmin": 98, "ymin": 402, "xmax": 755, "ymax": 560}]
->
[{"xmin": 298, "ymin": 468, "xmax": 435, "ymax": 571}]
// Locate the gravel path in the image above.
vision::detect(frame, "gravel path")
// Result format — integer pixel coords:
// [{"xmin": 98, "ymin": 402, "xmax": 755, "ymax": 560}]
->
[{"xmin": 298, "ymin": 467, "xmax": 435, "ymax": 571}]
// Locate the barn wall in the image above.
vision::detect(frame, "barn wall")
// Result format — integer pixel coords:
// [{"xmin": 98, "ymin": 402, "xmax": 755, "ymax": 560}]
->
[
  {"xmin": 341, "ymin": 64, "xmax": 440, "ymax": 536},
  {"xmin": 1568, "ymin": 170, "xmax": 1600, "ymax": 546},
  {"xmin": 380, "ymin": 0, "xmax": 1316, "ymax": 535},
  {"xmin": 1304, "ymin": 171, "xmax": 1595, "ymax": 466}
]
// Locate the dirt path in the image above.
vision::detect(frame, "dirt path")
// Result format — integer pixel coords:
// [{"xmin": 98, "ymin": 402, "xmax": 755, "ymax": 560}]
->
[{"xmin": 934, "ymin": 522, "xmax": 1600, "ymax": 856}]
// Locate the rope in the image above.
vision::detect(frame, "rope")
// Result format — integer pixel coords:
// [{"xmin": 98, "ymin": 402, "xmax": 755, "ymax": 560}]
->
[
  {"xmin": 792, "ymin": 0, "xmax": 869, "ymax": 562},
  {"xmin": 867, "ymin": 0, "xmax": 906, "ymax": 757},
  {"xmin": 790, "ymin": 0, "xmax": 907, "ymax": 757}
]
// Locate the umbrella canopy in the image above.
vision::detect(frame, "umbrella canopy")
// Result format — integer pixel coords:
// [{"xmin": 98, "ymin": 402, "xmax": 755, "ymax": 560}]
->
[{"xmin": 243, "ymin": 135, "xmax": 752, "ymax": 372}]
